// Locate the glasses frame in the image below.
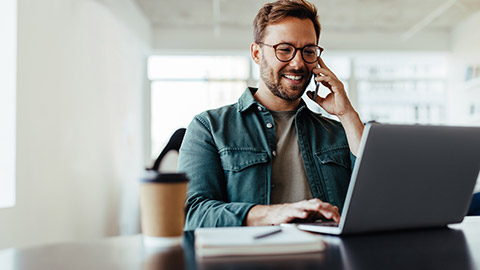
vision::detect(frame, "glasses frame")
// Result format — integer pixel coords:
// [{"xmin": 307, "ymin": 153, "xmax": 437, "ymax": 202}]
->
[{"xmin": 257, "ymin": 42, "xmax": 324, "ymax": 64}]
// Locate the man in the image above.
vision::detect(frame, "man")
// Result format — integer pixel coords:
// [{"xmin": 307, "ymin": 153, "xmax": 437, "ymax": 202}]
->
[{"xmin": 178, "ymin": 0, "xmax": 364, "ymax": 230}]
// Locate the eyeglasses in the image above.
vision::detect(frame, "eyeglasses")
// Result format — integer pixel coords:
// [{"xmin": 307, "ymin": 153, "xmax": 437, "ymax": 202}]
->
[{"xmin": 257, "ymin": 42, "xmax": 324, "ymax": 64}]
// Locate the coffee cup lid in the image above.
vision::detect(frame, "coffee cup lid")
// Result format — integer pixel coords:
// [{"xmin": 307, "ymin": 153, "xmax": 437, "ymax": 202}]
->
[{"xmin": 141, "ymin": 170, "xmax": 189, "ymax": 183}]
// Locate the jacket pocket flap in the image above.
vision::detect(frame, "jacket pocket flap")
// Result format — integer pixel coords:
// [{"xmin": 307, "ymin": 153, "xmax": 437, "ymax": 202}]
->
[
  {"xmin": 219, "ymin": 148, "xmax": 268, "ymax": 172},
  {"xmin": 315, "ymin": 147, "xmax": 350, "ymax": 168}
]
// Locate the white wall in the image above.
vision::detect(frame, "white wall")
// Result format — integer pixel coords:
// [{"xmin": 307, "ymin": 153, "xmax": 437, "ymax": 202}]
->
[
  {"xmin": 0, "ymin": 0, "xmax": 151, "ymax": 249},
  {"xmin": 0, "ymin": 0, "xmax": 17, "ymax": 209}
]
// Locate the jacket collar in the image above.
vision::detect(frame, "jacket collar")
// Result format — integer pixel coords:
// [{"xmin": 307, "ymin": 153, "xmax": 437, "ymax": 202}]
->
[
  {"xmin": 237, "ymin": 87, "xmax": 309, "ymax": 113},
  {"xmin": 237, "ymin": 87, "xmax": 259, "ymax": 113}
]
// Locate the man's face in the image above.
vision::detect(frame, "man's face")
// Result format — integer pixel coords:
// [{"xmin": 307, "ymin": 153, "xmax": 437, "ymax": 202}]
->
[{"xmin": 257, "ymin": 17, "xmax": 318, "ymax": 101}]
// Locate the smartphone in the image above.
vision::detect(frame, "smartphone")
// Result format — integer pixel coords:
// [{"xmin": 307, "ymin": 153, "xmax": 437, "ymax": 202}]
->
[{"xmin": 312, "ymin": 63, "xmax": 320, "ymax": 100}]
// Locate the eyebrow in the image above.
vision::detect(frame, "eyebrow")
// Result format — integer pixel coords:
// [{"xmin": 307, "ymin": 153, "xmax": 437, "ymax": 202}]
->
[{"xmin": 277, "ymin": 41, "xmax": 318, "ymax": 47}]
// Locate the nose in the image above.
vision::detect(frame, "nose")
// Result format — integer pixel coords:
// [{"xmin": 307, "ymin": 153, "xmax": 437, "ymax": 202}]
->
[{"xmin": 288, "ymin": 49, "xmax": 305, "ymax": 69}]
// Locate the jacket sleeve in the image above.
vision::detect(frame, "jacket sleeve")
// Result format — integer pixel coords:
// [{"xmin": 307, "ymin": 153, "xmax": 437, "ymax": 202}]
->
[
  {"xmin": 350, "ymin": 152, "xmax": 357, "ymax": 171},
  {"xmin": 178, "ymin": 114, "xmax": 256, "ymax": 230}
]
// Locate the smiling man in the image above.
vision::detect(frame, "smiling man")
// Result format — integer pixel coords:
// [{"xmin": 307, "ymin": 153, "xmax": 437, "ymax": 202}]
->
[{"xmin": 179, "ymin": 0, "xmax": 364, "ymax": 230}]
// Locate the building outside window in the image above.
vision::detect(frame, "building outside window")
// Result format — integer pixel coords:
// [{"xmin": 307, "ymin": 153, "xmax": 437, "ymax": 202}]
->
[
  {"xmin": 148, "ymin": 55, "xmax": 251, "ymax": 158},
  {"xmin": 148, "ymin": 53, "xmax": 448, "ymax": 158}
]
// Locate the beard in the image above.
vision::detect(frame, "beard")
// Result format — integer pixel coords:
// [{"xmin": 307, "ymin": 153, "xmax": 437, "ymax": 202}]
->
[{"xmin": 260, "ymin": 58, "xmax": 312, "ymax": 101}]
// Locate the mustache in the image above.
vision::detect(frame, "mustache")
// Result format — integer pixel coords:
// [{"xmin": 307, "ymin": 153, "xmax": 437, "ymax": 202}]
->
[{"xmin": 280, "ymin": 68, "xmax": 309, "ymax": 75}]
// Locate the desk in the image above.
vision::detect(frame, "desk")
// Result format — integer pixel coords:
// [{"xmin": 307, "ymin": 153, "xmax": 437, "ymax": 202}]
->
[{"xmin": 1, "ymin": 217, "xmax": 479, "ymax": 270}]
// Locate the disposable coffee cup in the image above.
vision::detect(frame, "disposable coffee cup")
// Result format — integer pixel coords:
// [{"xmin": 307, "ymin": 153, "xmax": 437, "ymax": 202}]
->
[{"xmin": 139, "ymin": 170, "xmax": 189, "ymax": 249}]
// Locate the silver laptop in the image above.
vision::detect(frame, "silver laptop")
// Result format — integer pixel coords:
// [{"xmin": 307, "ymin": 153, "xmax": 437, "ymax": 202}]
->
[{"xmin": 297, "ymin": 123, "xmax": 480, "ymax": 235}]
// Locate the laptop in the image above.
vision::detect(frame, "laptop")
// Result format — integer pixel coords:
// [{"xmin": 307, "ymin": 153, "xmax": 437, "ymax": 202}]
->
[{"xmin": 297, "ymin": 123, "xmax": 480, "ymax": 235}]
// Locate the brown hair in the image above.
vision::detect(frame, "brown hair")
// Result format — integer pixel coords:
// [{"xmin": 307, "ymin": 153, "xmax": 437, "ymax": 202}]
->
[{"xmin": 253, "ymin": 0, "xmax": 321, "ymax": 43}]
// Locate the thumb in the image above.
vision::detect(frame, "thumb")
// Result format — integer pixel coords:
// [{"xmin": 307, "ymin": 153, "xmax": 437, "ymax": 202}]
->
[
  {"xmin": 306, "ymin": 91, "xmax": 322, "ymax": 103},
  {"xmin": 316, "ymin": 96, "xmax": 326, "ymax": 105}
]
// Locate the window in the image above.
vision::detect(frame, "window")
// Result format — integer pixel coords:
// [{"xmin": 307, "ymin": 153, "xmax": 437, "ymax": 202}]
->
[
  {"xmin": 0, "ymin": 0, "xmax": 17, "ymax": 208},
  {"xmin": 306, "ymin": 52, "xmax": 448, "ymax": 123},
  {"xmin": 148, "ymin": 55, "xmax": 252, "ymax": 157},
  {"xmin": 354, "ymin": 53, "xmax": 448, "ymax": 124},
  {"xmin": 148, "ymin": 52, "xmax": 449, "ymax": 159}
]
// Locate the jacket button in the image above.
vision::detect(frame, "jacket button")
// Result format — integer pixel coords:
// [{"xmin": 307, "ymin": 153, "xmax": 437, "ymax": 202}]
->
[
  {"xmin": 257, "ymin": 106, "xmax": 263, "ymax": 112},
  {"xmin": 266, "ymin": 122, "xmax": 273, "ymax": 129},
  {"xmin": 272, "ymin": 150, "xmax": 277, "ymax": 157}
]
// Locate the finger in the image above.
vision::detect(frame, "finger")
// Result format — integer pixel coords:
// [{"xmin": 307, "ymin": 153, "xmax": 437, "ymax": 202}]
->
[
  {"xmin": 300, "ymin": 199, "xmax": 341, "ymax": 222},
  {"xmin": 295, "ymin": 199, "xmax": 334, "ymax": 213},
  {"xmin": 318, "ymin": 207, "xmax": 341, "ymax": 222},
  {"xmin": 315, "ymin": 75, "xmax": 334, "ymax": 85},
  {"xmin": 317, "ymin": 57, "xmax": 330, "ymax": 71},
  {"xmin": 314, "ymin": 73, "xmax": 340, "ymax": 84},
  {"xmin": 286, "ymin": 208, "xmax": 309, "ymax": 221},
  {"xmin": 316, "ymin": 58, "xmax": 339, "ymax": 80},
  {"xmin": 332, "ymin": 213, "xmax": 341, "ymax": 223},
  {"xmin": 315, "ymin": 76, "xmax": 347, "ymax": 95},
  {"xmin": 319, "ymin": 203, "xmax": 341, "ymax": 222},
  {"xmin": 316, "ymin": 94, "xmax": 327, "ymax": 106},
  {"xmin": 312, "ymin": 67, "xmax": 336, "ymax": 79},
  {"xmin": 315, "ymin": 76, "xmax": 340, "ymax": 92},
  {"xmin": 306, "ymin": 91, "xmax": 327, "ymax": 106},
  {"xmin": 269, "ymin": 204, "xmax": 310, "ymax": 224},
  {"xmin": 294, "ymin": 199, "xmax": 322, "ymax": 210}
]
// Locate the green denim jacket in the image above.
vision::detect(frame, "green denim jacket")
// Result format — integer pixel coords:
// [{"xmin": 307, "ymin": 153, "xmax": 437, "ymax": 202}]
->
[{"xmin": 178, "ymin": 88, "xmax": 356, "ymax": 230}]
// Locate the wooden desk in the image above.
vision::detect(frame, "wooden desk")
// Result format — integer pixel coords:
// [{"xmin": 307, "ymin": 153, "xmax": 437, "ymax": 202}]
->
[{"xmin": 1, "ymin": 217, "xmax": 479, "ymax": 270}]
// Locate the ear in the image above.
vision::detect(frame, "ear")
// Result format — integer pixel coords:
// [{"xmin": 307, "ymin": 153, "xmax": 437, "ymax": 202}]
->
[{"xmin": 250, "ymin": 42, "xmax": 262, "ymax": 65}]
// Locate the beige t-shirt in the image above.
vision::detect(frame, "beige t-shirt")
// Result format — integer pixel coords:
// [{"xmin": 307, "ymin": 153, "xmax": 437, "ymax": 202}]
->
[{"xmin": 270, "ymin": 110, "xmax": 313, "ymax": 204}]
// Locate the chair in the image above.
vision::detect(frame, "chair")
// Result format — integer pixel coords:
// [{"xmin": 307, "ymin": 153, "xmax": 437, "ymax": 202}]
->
[
  {"xmin": 467, "ymin": 193, "xmax": 480, "ymax": 216},
  {"xmin": 151, "ymin": 128, "xmax": 186, "ymax": 172}
]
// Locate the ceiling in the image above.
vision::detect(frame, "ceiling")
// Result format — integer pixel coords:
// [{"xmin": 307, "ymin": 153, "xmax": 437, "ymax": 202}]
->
[
  {"xmin": 134, "ymin": 0, "xmax": 480, "ymax": 51},
  {"xmin": 135, "ymin": 0, "xmax": 480, "ymax": 34}
]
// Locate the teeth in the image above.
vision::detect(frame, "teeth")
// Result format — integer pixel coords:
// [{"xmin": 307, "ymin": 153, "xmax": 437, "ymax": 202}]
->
[{"xmin": 284, "ymin": 75, "xmax": 302, "ymax": 80}]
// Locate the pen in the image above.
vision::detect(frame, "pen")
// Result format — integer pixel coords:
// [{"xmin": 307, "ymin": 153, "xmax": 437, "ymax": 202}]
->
[{"xmin": 253, "ymin": 228, "xmax": 282, "ymax": 239}]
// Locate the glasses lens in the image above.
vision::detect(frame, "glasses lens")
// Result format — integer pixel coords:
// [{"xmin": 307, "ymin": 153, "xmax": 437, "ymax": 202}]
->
[
  {"xmin": 302, "ymin": 46, "xmax": 320, "ymax": 63},
  {"xmin": 275, "ymin": 44, "xmax": 295, "ymax": 61}
]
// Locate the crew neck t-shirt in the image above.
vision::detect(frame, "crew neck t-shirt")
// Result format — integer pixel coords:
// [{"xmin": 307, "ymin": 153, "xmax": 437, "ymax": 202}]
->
[{"xmin": 270, "ymin": 110, "xmax": 313, "ymax": 204}]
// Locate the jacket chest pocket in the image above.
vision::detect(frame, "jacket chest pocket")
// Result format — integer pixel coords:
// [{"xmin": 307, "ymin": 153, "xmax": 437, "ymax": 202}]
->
[
  {"xmin": 314, "ymin": 147, "xmax": 352, "ymax": 211},
  {"xmin": 219, "ymin": 148, "xmax": 269, "ymax": 203}
]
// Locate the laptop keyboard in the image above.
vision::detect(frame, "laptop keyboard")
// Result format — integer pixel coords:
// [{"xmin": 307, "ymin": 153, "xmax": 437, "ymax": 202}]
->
[
  {"xmin": 300, "ymin": 221, "xmax": 339, "ymax": 227},
  {"xmin": 290, "ymin": 218, "xmax": 339, "ymax": 227}
]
